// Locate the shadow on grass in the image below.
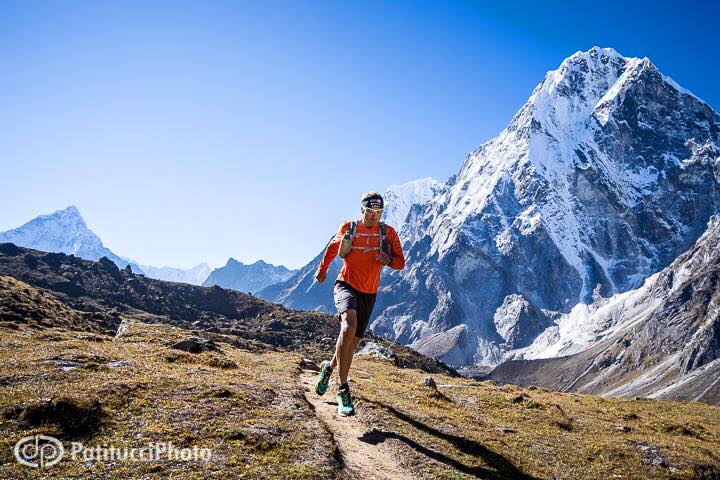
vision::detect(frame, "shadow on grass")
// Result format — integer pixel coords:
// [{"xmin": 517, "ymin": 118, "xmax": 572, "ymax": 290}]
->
[{"xmin": 358, "ymin": 397, "xmax": 536, "ymax": 480}]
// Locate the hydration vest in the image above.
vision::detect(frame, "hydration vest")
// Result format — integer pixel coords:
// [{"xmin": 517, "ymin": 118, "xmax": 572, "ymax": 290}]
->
[{"xmin": 338, "ymin": 221, "xmax": 390, "ymax": 258}]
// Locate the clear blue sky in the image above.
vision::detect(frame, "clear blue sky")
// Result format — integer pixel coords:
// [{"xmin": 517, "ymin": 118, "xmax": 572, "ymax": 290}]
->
[{"xmin": 2, "ymin": 0, "xmax": 718, "ymax": 269}]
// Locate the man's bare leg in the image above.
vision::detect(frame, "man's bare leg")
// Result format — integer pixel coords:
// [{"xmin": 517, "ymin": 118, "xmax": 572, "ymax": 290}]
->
[
  {"xmin": 330, "ymin": 335, "xmax": 361, "ymax": 371},
  {"xmin": 332, "ymin": 309, "xmax": 357, "ymax": 385},
  {"xmin": 346, "ymin": 336, "xmax": 361, "ymax": 373}
]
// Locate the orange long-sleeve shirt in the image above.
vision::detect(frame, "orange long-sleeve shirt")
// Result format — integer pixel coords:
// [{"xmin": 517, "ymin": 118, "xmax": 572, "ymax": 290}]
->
[{"xmin": 318, "ymin": 220, "xmax": 405, "ymax": 294}]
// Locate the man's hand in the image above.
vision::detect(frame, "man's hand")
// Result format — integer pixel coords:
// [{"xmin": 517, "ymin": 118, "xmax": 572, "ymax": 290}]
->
[
  {"xmin": 315, "ymin": 269, "xmax": 327, "ymax": 283},
  {"xmin": 375, "ymin": 252, "xmax": 392, "ymax": 266}
]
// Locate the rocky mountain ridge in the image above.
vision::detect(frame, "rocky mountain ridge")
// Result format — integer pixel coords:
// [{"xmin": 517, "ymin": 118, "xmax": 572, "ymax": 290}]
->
[
  {"xmin": 488, "ymin": 214, "xmax": 720, "ymax": 405},
  {"xmin": 0, "ymin": 242, "xmax": 455, "ymax": 376},
  {"xmin": 203, "ymin": 257, "xmax": 296, "ymax": 294},
  {"xmin": 369, "ymin": 46, "xmax": 720, "ymax": 367}
]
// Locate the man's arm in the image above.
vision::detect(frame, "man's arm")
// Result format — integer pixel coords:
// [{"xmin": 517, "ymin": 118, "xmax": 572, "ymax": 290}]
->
[
  {"xmin": 316, "ymin": 222, "xmax": 349, "ymax": 280},
  {"xmin": 387, "ymin": 226, "xmax": 405, "ymax": 270}
]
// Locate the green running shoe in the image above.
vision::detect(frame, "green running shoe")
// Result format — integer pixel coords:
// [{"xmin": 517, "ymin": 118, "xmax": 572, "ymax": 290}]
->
[
  {"xmin": 315, "ymin": 360, "xmax": 332, "ymax": 396},
  {"xmin": 336, "ymin": 387, "xmax": 355, "ymax": 416}
]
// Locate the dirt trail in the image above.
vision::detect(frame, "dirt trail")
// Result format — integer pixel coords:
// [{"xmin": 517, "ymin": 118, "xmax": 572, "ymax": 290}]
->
[{"xmin": 300, "ymin": 371, "xmax": 413, "ymax": 480}]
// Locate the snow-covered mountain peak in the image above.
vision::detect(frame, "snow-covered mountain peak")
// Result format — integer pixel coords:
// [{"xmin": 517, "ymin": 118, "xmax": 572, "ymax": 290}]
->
[
  {"xmin": 57, "ymin": 204, "xmax": 83, "ymax": 216},
  {"xmin": 37, "ymin": 205, "xmax": 89, "ymax": 230},
  {"xmin": 0, "ymin": 206, "xmax": 145, "ymax": 273},
  {"xmin": 425, "ymin": 47, "xmax": 720, "ymax": 261},
  {"xmin": 385, "ymin": 177, "xmax": 441, "ymax": 198},
  {"xmin": 1, "ymin": 205, "xmax": 102, "ymax": 253},
  {"xmin": 561, "ymin": 46, "xmax": 629, "ymax": 72},
  {"xmin": 225, "ymin": 258, "xmax": 275, "ymax": 268},
  {"xmin": 203, "ymin": 256, "xmax": 295, "ymax": 294},
  {"xmin": 529, "ymin": 47, "xmax": 708, "ymax": 132},
  {"xmin": 530, "ymin": 47, "xmax": 643, "ymax": 128},
  {"xmin": 382, "ymin": 177, "xmax": 445, "ymax": 230},
  {"xmin": 424, "ymin": 49, "xmax": 646, "ymax": 256},
  {"xmin": 368, "ymin": 47, "xmax": 720, "ymax": 368},
  {"xmin": 1, "ymin": 206, "xmax": 218, "ymax": 282},
  {"xmin": 139, "ymin": 262, "xmax": 211, "ymax": 286}
]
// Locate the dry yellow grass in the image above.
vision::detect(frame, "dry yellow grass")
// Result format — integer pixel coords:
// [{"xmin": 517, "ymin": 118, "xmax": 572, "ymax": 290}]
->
[
  {"xmin": 347, "ymin": 356, "xmax": 720, "ymax": 479},
  {"xmin": 1, "ymin": 276, "xmax": 719, "ymax": 479},
  {"xmin": 0, "ymin": 321, "xmax": 337, "ymax": 479}
]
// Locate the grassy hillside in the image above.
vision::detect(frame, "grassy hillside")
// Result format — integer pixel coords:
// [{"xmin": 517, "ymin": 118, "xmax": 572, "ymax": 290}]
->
[{"xmin": 1, "ymin": 276, "xmax": 719, "ymax": 479}]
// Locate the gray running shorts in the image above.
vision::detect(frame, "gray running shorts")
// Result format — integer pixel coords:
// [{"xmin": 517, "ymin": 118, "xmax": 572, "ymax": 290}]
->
[{"xmin": 333, "ymin": 280, "xmax": 377, "ymax": 338}]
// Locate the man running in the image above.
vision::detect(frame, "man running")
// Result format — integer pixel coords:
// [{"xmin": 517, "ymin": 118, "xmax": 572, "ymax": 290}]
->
[{"xmin": 314, "ymin": 191, "xmax": 405, "ymax": 416}]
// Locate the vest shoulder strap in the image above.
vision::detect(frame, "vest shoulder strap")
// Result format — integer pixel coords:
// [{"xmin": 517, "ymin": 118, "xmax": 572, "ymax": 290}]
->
[{"xmin": 380, "ymin": 223, "xmax": 390, "ymax": 255}]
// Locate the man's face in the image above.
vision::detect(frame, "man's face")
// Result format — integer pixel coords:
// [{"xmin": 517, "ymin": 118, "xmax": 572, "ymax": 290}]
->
[{"xmin": 362, "ymin": 207, "xmax": 383, "ymax": 224}]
